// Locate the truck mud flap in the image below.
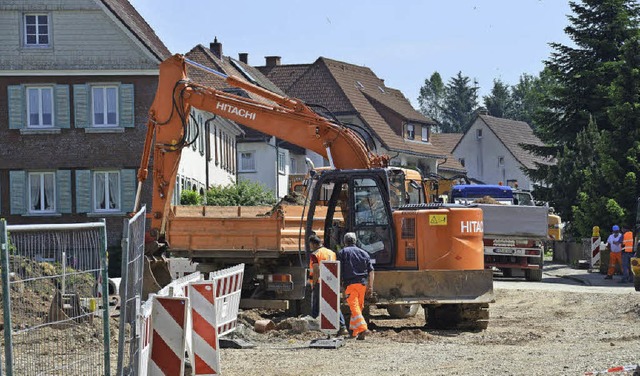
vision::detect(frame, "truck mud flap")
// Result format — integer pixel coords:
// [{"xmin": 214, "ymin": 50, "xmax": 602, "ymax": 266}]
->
[{"xmin": 373, "ymin": 269, "xmax": 494, "ymax": 305}]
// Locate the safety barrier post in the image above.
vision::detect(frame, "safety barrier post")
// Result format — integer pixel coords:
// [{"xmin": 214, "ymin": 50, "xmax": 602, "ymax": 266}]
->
[
  {"xmin": 310, "ymin": 260, "xmax": 344, "ymax": 349},
  {"xmin": 148, "ymin": 296, "xmax": 189, "ymax": 376},
  {"xmin": 188, "ymin": 281, "xmax": 219, "ymax": 375},
  {"xmin": 591, "ymin": 226, "xmax": 601, "ymax": 271}
]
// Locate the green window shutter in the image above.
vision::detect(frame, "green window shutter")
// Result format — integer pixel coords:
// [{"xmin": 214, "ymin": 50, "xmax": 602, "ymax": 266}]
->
[
  {"xmin": 75, "ymin": 170, "xmax": 92, "ymax": 213},
  {"xmin": 8, "ymin": 85, "xmax": 25, "ymax": 130},
  {"xmin": 119, "ymin": 84, "xmax": 135, "ymax": 128},
  {"xmin": 56, "ymin": 170, "xmax": 72, "ymax": 213},
  {"xmin": 120, "ymin": 169, "xmax": 137, "ymax": 213},
  {"xmin": 9, "ymin": 170, "xmax": 26, "ymax": 215},
  {"xmin": 73, "ymin": 84, "xmax": 89, "ymax": 128},
  {"xmin": 55, "ymin": 85, "xmax": 71, "ymax": 129}
]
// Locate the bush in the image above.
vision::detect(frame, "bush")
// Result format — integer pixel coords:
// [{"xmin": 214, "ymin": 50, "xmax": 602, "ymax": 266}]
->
[
  {"xmin": 206, "ymin": 179, "xmax": 276, "ymax": 206},
  {"xmin": 180, "ymin": 189, "xmax": 201, "ymax": 205}
]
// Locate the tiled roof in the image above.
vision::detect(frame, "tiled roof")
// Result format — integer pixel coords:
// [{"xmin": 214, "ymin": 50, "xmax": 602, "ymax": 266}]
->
[
  {"xmin": 259, "ymin": 57, "xmax": 445, "ymax": 159},
  {"xmin": 101, "ymin": 0, "xmax": 171, "ymax": 61},
  {"xmin": 430, "ymin": 133, "xmax": 465, "ymax": 172},
  {"xmin": 476, "ymin": 114, "xmax": 549, "ymax": 169}
]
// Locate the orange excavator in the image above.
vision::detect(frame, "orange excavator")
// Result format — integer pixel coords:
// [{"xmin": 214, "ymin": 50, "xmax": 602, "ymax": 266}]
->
[{"xmin": 135, "ymin": 54, "xmax": 493, "ymax": 329}]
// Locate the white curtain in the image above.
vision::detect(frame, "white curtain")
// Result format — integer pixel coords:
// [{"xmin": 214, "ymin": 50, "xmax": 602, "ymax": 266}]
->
[
  {"xmin": 96, "ymin": 173, "xmax": 106, "ymax": 210},
  {"xmin": 29, "ymin": 174, "xmax": 41, "ymax": 211},
  {"xmin": 41, "ymin": 88, "xmax": 52, "ymax": 126},
  {"xmin": 106, "ymin": 88, "xmax": 117, "ymax": 125},
  {"xmin": 43, "ymin": 173, "xmax": 54, "ymax": 211},
  {"xmin": 28, "ymin": 88, "xmax": 39, "ymax": 126},
  {"xmin": 108, "ymin": 173, "xmax": 119, "ymax": 209},
  {"xmin": 93, "ymin": 88, "xmax": 104, "ymax": 125}
]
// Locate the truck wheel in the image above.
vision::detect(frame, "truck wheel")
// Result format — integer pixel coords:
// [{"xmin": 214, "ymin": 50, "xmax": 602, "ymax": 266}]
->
[
  {"xmin": 634, "ymin": 276, "xmax": 640, "ymax": 292},
  {"xmin": 525, "ymin": 268, "xmax": 543, "ymax": 282},
  {"xmin": 386, "ymin": 304, "xmax": 420, "ymax": 319},
  {"xmin": 425, "ymin": 303, "xmax": 489, "ymax": 330},
  {"xmin": 501, "ymin": 268, "xmax": 513, "ymax": 278}
]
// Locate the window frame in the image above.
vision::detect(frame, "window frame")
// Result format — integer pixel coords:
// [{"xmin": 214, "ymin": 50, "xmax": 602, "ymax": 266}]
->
[
  {"xmin": 498, "ymin": 156, "xmax": 505, "ymax": 167},
  {"xmin": 277, "ymin": 151, "xmax": 286, "ymax": 174},
  {"xmin": 91, "ymin": 85, "xmax": 119, "ymax": 127},
  {"xmin": 421, "ymin": 125, "xmax": 429, "ymax": 142},
  {"xmin": 239, "ymin": 151, "xmax": 256, "ymax": 172},
  {"xmin": 23, "ymin": 13, "xmax": 50, "ymax": 47},
  {"xmin": 406, "ymin": 124, "xmax": 415, "ymax": 140},
  {"xmin": 93, "ymin": 171, "xmax": 121, "ymax": 212},
  {"xmin": 476, "ymin": 129, "xmax": 483, "ymax": 139},
  {"xmin": 26, "ymin": 86, "xmax": 54, "ymax": 128},
  {"xmin": 28, "ymin": 171, "xmax": 56, "ymax": 214}
]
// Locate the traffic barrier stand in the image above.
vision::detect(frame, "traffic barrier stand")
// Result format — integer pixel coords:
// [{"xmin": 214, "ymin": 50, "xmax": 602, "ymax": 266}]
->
[
  {"xmin": 310, "ymin": 260, "xmax": 344, "ymax": 349},
  {"xmin": 148, "ymin": 296, "xmax": 189, "ymax": 376},
  {"xmin": 209, "ymin": 264, "xmax": 245, "ymax": 337},
  {"xmin": 188, "ymin": 281, "xmax": 220, "ymax": 376},
  {"xmin": 590, "ymin": 236, "xmax": 602, "ymax": 271},
  {"xmin": 584, "ymin": 363, "xmax": 639, "ymax": 375},
  {"xmin": 138, "ymin": 299, "xmax": 153, "ymax": 376}
]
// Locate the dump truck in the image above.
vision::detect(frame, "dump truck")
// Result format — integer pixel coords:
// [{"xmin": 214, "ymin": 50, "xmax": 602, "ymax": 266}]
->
[
  {"xmin": 450, "ymin": 184, "xmax": 550, "ymax": 281},
  {"xmin": 134, "ymin": 55, "xmax": 493, "ymax": 329}
]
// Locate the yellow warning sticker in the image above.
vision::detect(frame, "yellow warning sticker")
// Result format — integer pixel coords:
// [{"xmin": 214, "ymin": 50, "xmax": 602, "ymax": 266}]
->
[{"xmin": 429, "ymin": 214, "xmax": 447, "ymax": 226}]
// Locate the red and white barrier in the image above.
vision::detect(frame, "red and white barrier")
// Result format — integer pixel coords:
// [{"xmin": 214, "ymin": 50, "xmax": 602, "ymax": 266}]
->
[
  {"xmin": 591, "ymin": 236, "xmax": 602, "ymax": 270},
  {"xmin": 149, "ymin": 296, "xmax": 189, "ymax": 376},
  {"xmin": 188, "ymin": 281, "xmax": 219, "ymax": 376},
  {"xmin": 584, "ymin": 364, "xmax": 639, "ymax": 375},
  {"xmin": 319, "ymin": 260, "xmax": 341, "ymax": 334},
  {"xmin": 138, "ymin": 300, "xmax": 153, "ymax": 376},
  {"xmin": 210, "ymin": 264, "xmax": 244, "ymax": 337}
]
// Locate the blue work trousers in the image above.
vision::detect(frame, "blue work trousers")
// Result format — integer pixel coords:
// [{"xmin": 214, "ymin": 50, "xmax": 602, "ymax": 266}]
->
[{"xmin": 622, "ymin": 252, "xmax": 633, "ymax": 282}]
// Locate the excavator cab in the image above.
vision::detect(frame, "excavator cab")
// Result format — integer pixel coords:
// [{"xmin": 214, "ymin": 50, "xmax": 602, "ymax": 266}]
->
[{"xmin": 305, "ymin": 169, "xmax": 396, "ymax": 268}]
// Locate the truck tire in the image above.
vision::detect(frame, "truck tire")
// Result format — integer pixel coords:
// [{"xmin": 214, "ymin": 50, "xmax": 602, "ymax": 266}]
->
[
  {"xmin": 634, "ymin": 275, "xmax": 640, "ymax": 292},
  {"xmin": 386, "ymin": 304, "xmax": 420, "ymax": 319},
  {"xmin": 425, "ymin": 303, "xmax": 489, "ymax": 330},
  {"xmin": 525, "ymin": 268, "xmax": 543, "ymax": 282},
  {"xmin": 501, "ymin": 268, "xmax": 513, "ymax": 278}
]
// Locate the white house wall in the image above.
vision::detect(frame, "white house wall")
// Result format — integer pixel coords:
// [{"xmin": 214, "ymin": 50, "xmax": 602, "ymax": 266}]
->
[
  {"xmin": 453, "ymin": 119, "xmax": 534, "ymax": 190},
  {"xmin": 237, "ymin": 139, "xmax": 290, "ymax": 199}
]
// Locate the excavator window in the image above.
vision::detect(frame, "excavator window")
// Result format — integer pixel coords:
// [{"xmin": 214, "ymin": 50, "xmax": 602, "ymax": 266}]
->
[{"xmin": 352, "ymin": 177, "xmax": 393, "ymax": 265}]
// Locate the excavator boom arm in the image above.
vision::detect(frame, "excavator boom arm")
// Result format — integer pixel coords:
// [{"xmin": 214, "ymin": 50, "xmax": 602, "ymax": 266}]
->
[{"xmin": 137, "ymin": 54, "xmax": 388, "ymax": 237}]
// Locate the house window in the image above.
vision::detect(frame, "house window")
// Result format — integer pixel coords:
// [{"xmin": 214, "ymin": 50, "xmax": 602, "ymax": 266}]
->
[
  {"xmin": 476, "ymin": 129, "xmax": 483, "ymax": 139},
  {"xmin": 290, "ymin": 158, "xmax": 298, "ymax": 174},
  {"xmin": 93, "ymin": 171, "xmax": 120, "ymax": 212},
  {"xmin": 27, "ymin": 87, "xmax": 54, "ymax": 128},
  {"xmin": 239, "ymin": 152, "xmax": 256, "ymax": 172},
  {"xmin": 459, "ymin": 158, "xmax": 465, "ymax": 167},
  {"xmin": 28, "ymin": 172, "xmax": 55, "ymax": 213},
  {"xmin": 92, "ymin": 86, "xmax": 118, "ymax": 126},
  {"xmin": 198, "ymin": 114, "xmax": 205, "ymax": 155},
  {"xmin": 421, "ymin": 126, "xmax": 429, "ymax": 142},
  {"xmin": 24, "ymin": 14, "xmax": 49, "ymax": 46},
  {"xmin": 278, "ymin": 151, "xmax": 286, "ymax": 174},
  {"xmin": 498, "ymin": 156, "xmax": 505, "ymax": 166},
  {"xmin": 406, "ymin": 124, "xmax": 415, "ymax": 140}
]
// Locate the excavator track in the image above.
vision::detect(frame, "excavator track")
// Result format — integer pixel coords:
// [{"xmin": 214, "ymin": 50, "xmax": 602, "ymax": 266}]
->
[{"xmin": 425, "ymin": 303, "xmax": 489, "ymax": 331}]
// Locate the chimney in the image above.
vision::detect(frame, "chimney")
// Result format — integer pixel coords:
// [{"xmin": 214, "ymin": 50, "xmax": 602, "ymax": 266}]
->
[
  {"xmin": 265, "ymin": 56, "xmax": 281, "ymax": 67},
  {"xmin": 209, "ymin": 37, "xmax": 222, "ymax": 58},
  {"xmin": 238, "ymin": 53, "xmax": 248, "ymax": 64}
]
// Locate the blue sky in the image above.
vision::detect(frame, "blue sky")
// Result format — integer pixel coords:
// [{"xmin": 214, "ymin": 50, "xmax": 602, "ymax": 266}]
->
[{"xmin": 130, "ymin": 0, "xmax": 573, "ymax": 105}]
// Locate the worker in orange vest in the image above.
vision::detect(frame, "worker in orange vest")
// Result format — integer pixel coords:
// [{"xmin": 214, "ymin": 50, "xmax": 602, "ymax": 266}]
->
[
  {"xmin": 605, "ymin": 225, "xmax": 623, "ymax": 280},
  {"xmin": 621, "ymin": 225, "xmax": 634, "ymax": 283},
  {"xmin": 308, "ymin": 234, "xmax": 347, "ymax": 334},
  {"xmin": 338, "ymin": 232, "xmax": 374, "ymax": 340}
]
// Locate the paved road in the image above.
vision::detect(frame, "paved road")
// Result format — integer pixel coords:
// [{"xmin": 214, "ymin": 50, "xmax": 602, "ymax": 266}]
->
[{"xmin": 493, "ymin": 262, "xmax": 638, "ymax": 294}]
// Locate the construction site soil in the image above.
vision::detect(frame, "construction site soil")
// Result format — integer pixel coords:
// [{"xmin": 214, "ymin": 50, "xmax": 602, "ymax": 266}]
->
[{"xmin": 220, "ymin": 288, "xmax": 640, "ymax": 376}]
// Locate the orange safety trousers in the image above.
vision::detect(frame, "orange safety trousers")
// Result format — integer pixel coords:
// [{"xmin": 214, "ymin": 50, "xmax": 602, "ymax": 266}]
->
[
  {"xmin": 608, "ymin": 252, "xmax": 622, "ymax": 276},
  {"xmin": 345, "ymin": 283, "xmax": 368, "ymax": 336}
]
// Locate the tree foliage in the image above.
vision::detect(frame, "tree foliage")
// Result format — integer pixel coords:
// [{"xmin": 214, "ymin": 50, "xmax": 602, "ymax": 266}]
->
[
  {"xmin": 483, "ymin": 79, "xmax": 512, "ymax": 118},
  {"xmin": 440, "ymin": 72, "xmax": 479, "ymax": 133},
  {"xmin": 417, "ymin": 72, "xmax": 446, "ymax": 128},
  {"xmin": 525, "ymin": 0, "xmax": 640, "ymax": 236},
  {"xmin": 205, "ymin": 179, "xmax": 276, "ymax": 206}
]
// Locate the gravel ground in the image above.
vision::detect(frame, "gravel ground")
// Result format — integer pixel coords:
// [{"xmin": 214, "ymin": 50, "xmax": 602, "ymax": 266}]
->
[{"xmin": 220, "ymin": 287, "xmax": 640, "ymax": 376}]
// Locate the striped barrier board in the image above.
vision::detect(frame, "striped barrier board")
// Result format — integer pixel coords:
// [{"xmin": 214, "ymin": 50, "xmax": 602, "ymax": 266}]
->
[
  {"xmin": 138, "ymin": 299, "xmax": 153, "ymax": 376},
  {"xmin": 584, "ymin": 364, "xmax": 639, "ymax": 375},
  {"xmin": 149, "ymin": 296, "xmax": 189, "ymax": 376},
  {"xmin": 188, "ymin": 281, "xmax": 220, "ymax": 376},
  {"xmin": 210, "ymin": 264, "xmax": 245, "ymax": 337},
  {"xmin": 319, "ymin": 260, "xmax": 340, "ymax": 334},
  {"xmin": 591, "ymin": 236, "xmax": 602, "ymax": 269}
]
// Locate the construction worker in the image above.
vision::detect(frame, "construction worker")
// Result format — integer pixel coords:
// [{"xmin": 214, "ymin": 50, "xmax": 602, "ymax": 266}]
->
[
  {"xmin": 621, "ymin": 225, "xmax": 634, "ymax": 283},
  {"xmin": 605, "ymin": 225, "xmax": 623, "ymax": 280},
  {"xmin": 338, "ymin": 232, "xmax": 374, "ymax": 340},
  {"xmin": 308, "ymin": 234, "xmax": 347, "ymax": 334}
]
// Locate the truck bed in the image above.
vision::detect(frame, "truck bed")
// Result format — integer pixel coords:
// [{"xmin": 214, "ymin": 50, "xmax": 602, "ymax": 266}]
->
[{"xmin": 476, "ymin": 204, "xmax": 549, "ymax": 238}]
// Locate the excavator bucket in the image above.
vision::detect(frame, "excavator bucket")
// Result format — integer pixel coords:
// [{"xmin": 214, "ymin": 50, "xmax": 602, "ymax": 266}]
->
[{"xmin": 142, "ymin": 255, "xmax": 173, "ymax": 300}]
